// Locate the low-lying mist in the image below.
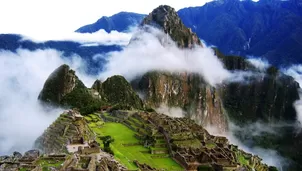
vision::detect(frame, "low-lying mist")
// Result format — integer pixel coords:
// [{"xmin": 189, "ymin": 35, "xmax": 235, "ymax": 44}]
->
[
  {"xmin": 227, "ymin": 122, "xmax": 291, "ymax": 169},
  {"xmin": 99, "ymin": 27, "xmax": 265, "ymax": 86},
  {"xmin": 156, "ymin": 104, "xmax": 185, "ymax": 118},
  {"xmin": 21, "ymin": 29, "xmax": 132, "ymax": 46},
  {"xmin": 283, "ymin": 64, "xmax": 302, "ymax": 127},
  {"xmin": 0, "ymin": 49, "xmax": 96, "ymax": 155}
]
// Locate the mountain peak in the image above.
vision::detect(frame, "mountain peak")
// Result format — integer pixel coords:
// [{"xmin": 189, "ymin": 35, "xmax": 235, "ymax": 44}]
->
[{"xmin": 141, "ymin": 5, "xmax": 202, "ymax": 48}]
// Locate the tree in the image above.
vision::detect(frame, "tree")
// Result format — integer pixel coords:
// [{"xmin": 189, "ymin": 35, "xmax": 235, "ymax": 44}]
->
[{"xmin": 100, "ymin": 136, "xmax": 115, "ymax": 154}]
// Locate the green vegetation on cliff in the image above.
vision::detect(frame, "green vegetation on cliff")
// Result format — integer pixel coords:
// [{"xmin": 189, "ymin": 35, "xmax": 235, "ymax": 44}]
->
[
  {"xmin": 101, "ymin": 75, "xmax": 144, "ymax": 110},
  {"xmin": 39, "ymin": 66, "xmax": 145, "ymax": 115},
  {"xmin": 38, "ymin": 64, "xmax": 76, "ymax": 104},
  {"xmin": 60, "ymin": 79, "xmax": 103, "ymax": 115},
  {"xmin": 38, "ymin": 64, "xmax": 103, "ymax": 115}
]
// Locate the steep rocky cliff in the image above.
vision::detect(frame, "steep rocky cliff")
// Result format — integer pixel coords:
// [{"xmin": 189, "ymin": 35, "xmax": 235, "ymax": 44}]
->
[
  {"xmin": 38, "ymin": 64, "xmax": 102, "ymax": 115},
  {"xmin": 38, "ymin": 64, "xmax": 77, "ymax": 105},
  {"xmin": 214, "ymin": 49, "xmax": 300, "ymax": 124},
  {"xmin": 222, "ymin": 74, "xmax": 299, "ymax": 124},
  {"xmin": 132, "ymin": 5, "xmax": 228, "ymax": 132},
  {"xmin": 216, "ymin": 51, "xmax": 302, "ymax": 170},
  {"xmin": 141, "ymin": 5, "xmax": 202, "ymax": 48},
  {"xmin": 133, "ymin": 72, "xmax": 228, "ymax": 132}
]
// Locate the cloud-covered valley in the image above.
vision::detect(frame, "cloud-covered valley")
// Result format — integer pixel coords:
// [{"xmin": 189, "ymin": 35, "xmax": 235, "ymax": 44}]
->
[{"xmin": 0, "ymin": 49, "xmax": 97, "ymax": 155}]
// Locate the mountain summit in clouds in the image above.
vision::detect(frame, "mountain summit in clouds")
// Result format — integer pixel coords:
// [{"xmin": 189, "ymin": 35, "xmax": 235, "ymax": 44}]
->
[
  {"xmin": 76, "ymin": 0, "xmax": 302, "ymax": 66},
  {"xmin": 142, "ymin": 5, "xmax": 202, "ymax": 48}
]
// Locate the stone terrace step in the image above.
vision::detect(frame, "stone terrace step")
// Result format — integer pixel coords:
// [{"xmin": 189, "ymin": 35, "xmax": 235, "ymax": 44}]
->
[
  {"xmin": 151, "ymin": 148, "xmax": 169, "ymax": 154},
  {"xmin": 154, "ymin": 143, "xmax": 167, "ymax": 148},
  {"xmin": 151, "ymin": 154, "xmax": 170, "ymax": 158}
]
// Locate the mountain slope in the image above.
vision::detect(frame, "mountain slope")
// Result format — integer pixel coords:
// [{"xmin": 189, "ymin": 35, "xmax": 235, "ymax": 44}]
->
[
  {"xmin": 129, "ymin": 5, "xmax": 301, "ymax": 170},
  {"xmin": 38, "ymin": 65, "xmax": 144, "ymax": 114},
  {"xmin": 142, "ymin": 5, "xmax": 202, "ymax": 48},
  {"xmin": 76, "ymin": 0, "xmax": 302, "ymax": 66},
  {"xmin": 38, "ymin": 64, "xmax": 103, "ymax": 115},
  {"xmin": 178, "ymin": 0, "xmax": 302, "ymax": 66},
  {"xmin": 75, "ymin": 12, "xmax": 145, "ymax": 33},
  {"xmin": 131, "ymin": 5, "xmax": 228, "ymax": 132}
]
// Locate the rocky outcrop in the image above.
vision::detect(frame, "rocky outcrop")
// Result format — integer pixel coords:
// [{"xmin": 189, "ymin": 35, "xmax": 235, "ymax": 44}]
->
[
  {"xmin": 38, "ymin": 64, "xmax": 103, "ymax": 115},
  {"xmin": 91, "ymin": 79, "xmax": 102, "ymax": 93},
  {"xmin": 93, "ymin": 75, "xmax": 144, "ymax": 110},
  {"xmin": 142, "ymin": 5, "xmax": 202, "ymax": 48},
  {"xmin": 38, "ymin": 64, "xmax": 77, "ymax": 104},
  {"xmin": 0, "ymin": 150, "xmax": 40, "ymax": 171}
]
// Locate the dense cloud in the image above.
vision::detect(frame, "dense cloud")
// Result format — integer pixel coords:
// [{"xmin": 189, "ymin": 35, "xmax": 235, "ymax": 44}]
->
[
  {"xmin": 283, "ymin": 64, "xmax": 302, "ymax": 126},
  {"xmin": 99, "ymin": 27, "xmax": 265, "ymax": 86},
  {"xmin": 21, "ymin": 29, "xmax": 132, "ymax": 46},
  {"xmin": 0, "ymin": 49, "xmax": 96, "ymax": 155},
  {"xmin": 156, "ymin": 104, "xmax": 185, "ymax": 118},
  {"xmin": 247, "ymin": 57, "xmax": 270, "ymax": 71}
]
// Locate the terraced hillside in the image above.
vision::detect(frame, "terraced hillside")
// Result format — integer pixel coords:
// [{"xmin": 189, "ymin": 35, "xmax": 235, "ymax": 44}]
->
[
  {"xmin": 85, "ymin": 112, "xmax": 183, "ymax": 170},
  {"xmin": 84, "ymin": 109, "xmax": 276, "ymax": 171},
  {"xmin": 35, "ymin": 110, "xmax": 95, "ymax": 154},
  {"xmin": 2, "ymin": 109, "xmax": 277, "ymax": 171}
]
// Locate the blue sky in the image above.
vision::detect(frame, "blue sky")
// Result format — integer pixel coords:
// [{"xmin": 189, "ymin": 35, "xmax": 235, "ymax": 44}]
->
[{"xmin": 0, "ymin": 0, "xmax": 212, "ymax": 36}]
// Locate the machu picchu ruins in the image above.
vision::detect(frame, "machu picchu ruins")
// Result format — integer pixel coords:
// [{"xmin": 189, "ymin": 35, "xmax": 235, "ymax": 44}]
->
[{"xmin": 0, "ymin": 108, "xmax": 276, "ymax": 171}]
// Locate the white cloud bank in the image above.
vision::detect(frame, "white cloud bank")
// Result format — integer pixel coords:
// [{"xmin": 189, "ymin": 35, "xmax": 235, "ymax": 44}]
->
[
  {"xmin": 21, "ymin": 29, "xmax": 132, "ymax": 46},
  {"xmin": 283, "ymin": 64, "xmax": 302, "ymax": 127},
  {"xmin": 156, "ymin": 104, "xmax": 185, "ymax": 118},
  {"xmin": 99, "ymin": 27, "xmax": 261, "ymax": 86},
  {"xmin": 0, "ymin": 49, "xmax": 96, "ymax": 155},
  {"xmin": 247, "ymin": 57, "xmax": 270, "ymax": 71}
]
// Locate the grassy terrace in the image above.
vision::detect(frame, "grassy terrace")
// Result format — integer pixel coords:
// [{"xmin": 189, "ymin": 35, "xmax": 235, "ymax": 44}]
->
[
  {"xmin": 85, "ymin": 114, "xmax": 183, "ymax": 170},
  {"xmin": 236, "ymin": 151, "xmax": 250, "ymax": 166},
  {"xmin": 35, "ymin": 158, "xmax": 65, "ymax": 171}
]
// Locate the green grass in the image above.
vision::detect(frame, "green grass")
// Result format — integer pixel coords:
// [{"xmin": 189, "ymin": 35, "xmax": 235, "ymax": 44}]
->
[
  {"xmin": 84, "ymin": 116, "xmax": 92, "ymax": 121},
  {"xmin": 36, "ymin": 159, "xmax": 64, "ymax": 171},
  {"xmin": 236, "ymin": 152, "xmax": 249, "ymax": 166},
  {"xmin": 205, "ymin": 142, "xmax": 216, "ymax": 149},
  {"xmin": 91, "ymin": 122, "xmax": 183, "ymax": 170}
]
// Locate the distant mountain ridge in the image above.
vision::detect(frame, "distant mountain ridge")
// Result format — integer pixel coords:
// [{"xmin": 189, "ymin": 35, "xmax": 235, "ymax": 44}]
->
[
  {"xmin": 75, "ymin": 12, "xmax": 145, "ymax": 33},
  {"xmin": 0, "ymin": 34, "xmax": 121, "ymax": 74},
  {"xmin": 178, "ymin": 0, "xmax": 302, "ymax": 66},
  {"xmin": 76, "ymin": 0, "xmax": 302, "ymax": 66}
]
